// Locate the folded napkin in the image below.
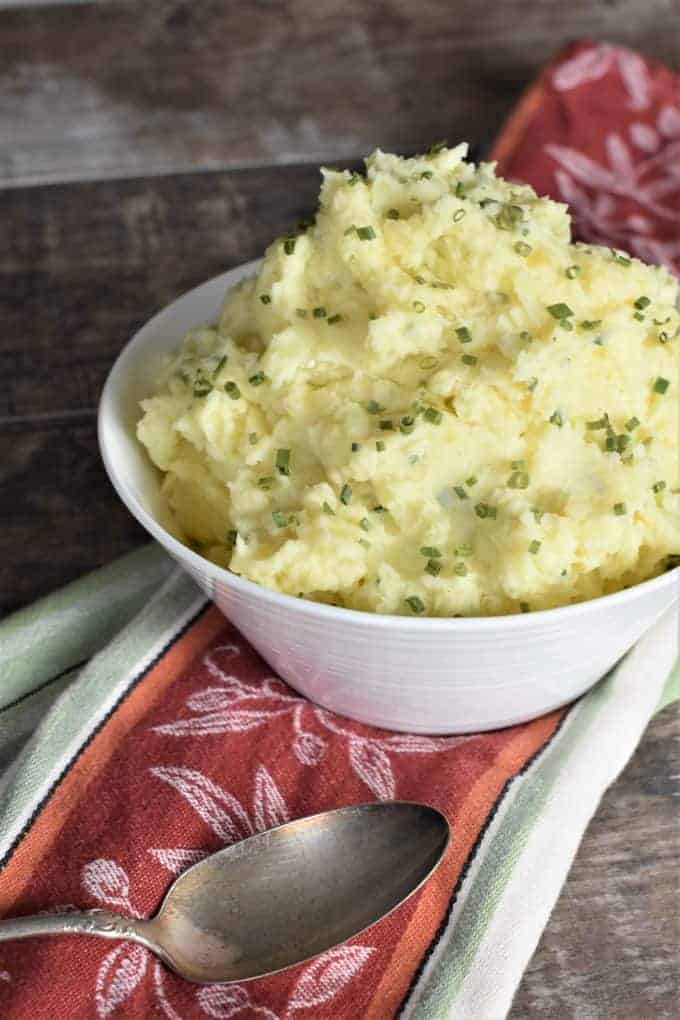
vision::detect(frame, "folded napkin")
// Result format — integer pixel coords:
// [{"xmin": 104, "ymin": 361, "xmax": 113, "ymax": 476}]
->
[{"xmin": 0, "ymin": 40, "xmax": 678, "ymax": 1020}]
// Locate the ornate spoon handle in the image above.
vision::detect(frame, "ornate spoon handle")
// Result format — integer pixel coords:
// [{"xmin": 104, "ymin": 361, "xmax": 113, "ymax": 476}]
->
[{"xmin": 0, "ymin": 908, "xmax": 152, "ymax": 947}]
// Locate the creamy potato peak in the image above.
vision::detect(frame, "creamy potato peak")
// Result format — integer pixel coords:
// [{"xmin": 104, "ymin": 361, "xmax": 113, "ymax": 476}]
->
[{"xmin": 138, "ymin": 145, "xmax": 679, "ymax": 616}]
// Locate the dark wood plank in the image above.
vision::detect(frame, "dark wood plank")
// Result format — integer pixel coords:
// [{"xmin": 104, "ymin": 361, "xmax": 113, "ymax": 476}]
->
[
  {"xmin": 0, "ymin": 163, "xmax": 334, "ymax": 420},
  {"xmin": 510, "ymin": 701, "xmax": 680, "ymax": 1019},
  {"xmin": 0, "ymin": 0, "xmax": 677, "ymax": 187},
  {"xmin": 0, "ymin": 419, "xmax": 145, "ymax": 614}
]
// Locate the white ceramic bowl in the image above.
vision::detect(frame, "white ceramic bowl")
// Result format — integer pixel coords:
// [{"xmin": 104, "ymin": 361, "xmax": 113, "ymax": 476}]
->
[{"xmin": 98, "ymin": 261, "xmax": 679, "ymax": 734}]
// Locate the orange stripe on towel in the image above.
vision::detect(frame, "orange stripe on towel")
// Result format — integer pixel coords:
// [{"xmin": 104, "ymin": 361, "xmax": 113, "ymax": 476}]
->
[{"xmin": 0, "ymin": 606, "xmax": 223, "ymax": 913}]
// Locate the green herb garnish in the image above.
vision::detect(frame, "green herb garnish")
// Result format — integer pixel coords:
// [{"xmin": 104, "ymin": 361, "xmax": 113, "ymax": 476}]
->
[
  {"xmin": 357, "ymin": 225, "xmax": 376, "ymax": 241},
  {"xmin": 322, "ymin": 501, "xmax": 335, "ymax": 515},
  {"xmin": 549, "ymin": 410, "xmax": 564, "ymax": 428},
  {"xmin": 613, "ymin": 502, "xmax": 627, "ymax": 515},
  {"xmin": 360, "ymin": 517, "xmax": 371, "ymax": 532},
  {"xmin": 272, "ymin": 511, "xmax": 288, "ymax": 528},
  {"xmin": 453, "ymin": 485, "xmax": 468, "ymax": 500},
  {"xmin": 580, "ymin": 319, "xmax": 602, "ymax": 330},
  {"xmin": 296, "ymin": 307, "xmax": 308, "ymax": 318},
  {"xmin": 475, "ymin": 502, "xmax": 497, "ymax": 519},
  {"xmin": 260, "ymin": 294, "xmax": 271, "ymax": 304},
  {"xmin": 258, "ymin": 476, "xmax": 275, "ymax": 490},
  {"xmin": 276, "ymin": 449, "xmax": 291, "ymax": 475},
  {"xmin": 565, "ymin": 265, "xmax": 581, "ymax": 279},
  {"xmin": 423, "ymin": 407, "xmax": 443, "ymax": 424},
  {"xmin": 313, "ymin": 306, "xmax": 326, "ymax": 319},
  {"xmin": 625, "ymin": 416, "xmax": 640, "ymax": 432},
  {"xmin": 340, "ymin": 484, "xmax": 352, "ymax": 505},
  {"xmin": 528, "ymin": 540, "xmax": 541, "ymax": 555},
  {"xmin": 386, "ymin": 208, "xmax": 400, "ymax": 220},
  {"xmin": 376, "ymin": 440, "xmax": 385, "ymax": 452},
  {"xmin": 224, "ymin": 381, "xmax": 241, "ymax": 399},
  {"xmin": 462, "ymin": 354, "xmax": 477, "ymax": 366},
  {"xmin": 249, "ymin": 372, "xmax": 266, "ymax": 386},
  {"xmin": 508, "ymin": 471, "xmax": 530, "ymax": 489},
  {"xmin": 514, "ymin": 241, "xmax": 532, "ymax": 256},
  {"xmin": 425, "ymin": 559, "xmax": 442, "ymax": 576},
  {"xmin": 652, "ymin": 480, "xmax": 666, "ymax": 493},
  {"xmin": 653, "ymin": 377, "xmax": 670, "ymax": 394},
  {"xmin": 399, "ymin": 415, "xmax": 416, "ymax": 434},
  {"xmin": 547, "ymin": 303, "xmax": 574, "ymax": 321},
  {"xmin": 453, "ymin": 562, "xmax": 468, "ymax": 576},
  {"xmin": 465, "ymin": 475, "xmax": 478, "ymax": 487},
  {"xmin": 420, "ymin": 546, "xmax": 441, "ymax": 558},
  {"xmin": 406, "ymin": 595, "xmax": 425, "ymax": 614},
  {"xmin": 456, "ymin": 326, "xmax": 472, "ymax": 344},
  {"xmin": 413, "ymin": 300, "xmax": 426, "ymax": 313},
  {"xmin": 283, "ymin": 237, "xmax": 296, "ymax": 255},
  {"xmin": 379, "ymin": 419, "xmax": 394, "ymax": 431}
]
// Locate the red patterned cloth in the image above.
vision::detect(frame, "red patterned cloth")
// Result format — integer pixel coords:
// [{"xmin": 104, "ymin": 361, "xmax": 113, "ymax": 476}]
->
[{"xmin": 491, "ymin": 39, "xmax": 680, "ymax": 273}]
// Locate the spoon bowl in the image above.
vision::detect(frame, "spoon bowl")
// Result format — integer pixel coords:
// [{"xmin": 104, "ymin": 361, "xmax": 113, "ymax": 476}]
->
[{"xmin": 0, "ymin": 801, "xmax": 449, "ymax": 984}]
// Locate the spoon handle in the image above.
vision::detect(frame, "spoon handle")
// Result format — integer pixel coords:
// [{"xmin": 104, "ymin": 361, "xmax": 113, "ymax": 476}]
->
[{"xmin": 0, "ymin": 908, "xmax": 149, "ymax": 945}]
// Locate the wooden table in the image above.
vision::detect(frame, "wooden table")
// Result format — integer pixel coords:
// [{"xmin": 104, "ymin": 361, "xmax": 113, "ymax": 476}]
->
[{"xmin": 1, "ymin": 3, "xmax": 677, "ymax": 1016}]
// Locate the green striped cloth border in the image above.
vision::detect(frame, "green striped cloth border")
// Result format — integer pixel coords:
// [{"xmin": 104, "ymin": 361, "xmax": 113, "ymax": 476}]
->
[{"xmin": 0, "ymin": 545, "xmax": 677, "ymax": 1019}]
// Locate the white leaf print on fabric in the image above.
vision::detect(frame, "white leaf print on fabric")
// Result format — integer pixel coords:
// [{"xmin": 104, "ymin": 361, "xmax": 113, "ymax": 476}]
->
[
  {"xmin": 552, "ymin": 45, "xmax": 613, "ymax": 91},
  {"xmin": 658, "ymin": 105, "xmax": 680, "ymax": 138},
  {"xmin": 286, "ymin": 945, "xmax": 374, "ymax": 1012},
  {"xmin": 348, "ymin": 740, "xmax": 395, "ymax": 799},
  {"xmin": 616, "ymin": 49, "xmax": 650, "ymax": 110},
  {"xmin": 253, "ymin": 765, "xmax": 290, "ymax": 832},
  {"xmin": 82, "ymin": 859, "xmax": 135, "ymax": 914},
  {"xmin": 153, "ymin": 708, "xmax": 290, "ymax": 737},
  {"xmin": 630, "ymin": 122, "xmax": 659, "ymax": 153},
  {"xmin": 149, "ymin": 847, "xmax": 209, "ymax": 875},
  {"xmin": 95, "ymin": 943, "xmax": 148, "ymax": 1018},
  {"xmin": 153, "ymin": 961, "xmax": 184, "ymax": 1020},
  {"xmin": 605, "ymin": 134, "xmax": 636, "ymax": 185},
  {"xmin": 186, "ymin": 687, "xmax": 242, "ymax": 712},
  {"xmin": 198, "ymin": 983, "xmax": 278, "ymax": 1019},
  {"xmin": 292, "ymin": 705, "xmax": 326, "ymax": 765},
  {"xmin": 150, "ymin": 766, "xmax": 253, "ymax": 843},
  {"xmin": 0, "ymin": 971, "xmax": 10, "ymax": 982}
]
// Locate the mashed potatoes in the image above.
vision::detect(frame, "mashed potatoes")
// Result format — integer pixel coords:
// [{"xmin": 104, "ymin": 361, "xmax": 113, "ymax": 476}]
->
[{"xmin": 138, "ymin": 144, "xmax": 679, "ymax": 616}]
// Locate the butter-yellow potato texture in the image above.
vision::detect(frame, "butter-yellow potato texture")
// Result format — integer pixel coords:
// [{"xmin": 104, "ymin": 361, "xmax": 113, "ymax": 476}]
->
[{"xmin": 138, "ymin": 145, "xmax": 679, "ymax": 616}]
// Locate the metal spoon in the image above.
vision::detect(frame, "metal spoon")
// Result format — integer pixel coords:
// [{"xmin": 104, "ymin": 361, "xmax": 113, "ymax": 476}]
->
[{"xmin": 0, "ymin": 801, "xmax": 449, "ymax": 983}]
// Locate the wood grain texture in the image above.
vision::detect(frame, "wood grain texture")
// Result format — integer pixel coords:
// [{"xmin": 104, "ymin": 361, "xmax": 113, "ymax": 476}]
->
[
  {"xmin": 510, "ymin": 701, "xmax": 680, "ymax": 1020},
  {"xmin": 0, "ymin": 0, "xmax": 677, "ymax": 187}
]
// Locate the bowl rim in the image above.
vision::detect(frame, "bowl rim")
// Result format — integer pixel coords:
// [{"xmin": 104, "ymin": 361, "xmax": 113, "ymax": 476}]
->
[{"xmin": 98, "ymin": 263, "xmax": 680, "ymax": 633}]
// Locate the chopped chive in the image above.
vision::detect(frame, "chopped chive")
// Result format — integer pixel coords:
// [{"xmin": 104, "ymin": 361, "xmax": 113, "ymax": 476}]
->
[
  {"xmin": 212, "ymin": 355, "xmax": 228, "ymax": 377},
  {"xmin": 423, "ymin": 407, "xmax": 443, "ymax": 424},
  {"xmin": 322, "ymin": 501, "xmax": 335, "ymax": 515},
  {"xmin": 605, "ymin": 435, "xmax": 617, "ymax": 451},
  {"xmin": 496, "ymin": 204, "xmax": 524, "ymax": 230},
  {"xmin": 276, "ymin": 449, "xmax": 291, "ymax": 475},
  {"xmin": 351, "ymin": 442, "xmax": 360, "ymax": 452},
  {"xmin": 348, "ymin": 172, "xmax": 362, "ymax": 186},
  {"xmin": 420, "ymin": 171, "xmax": 433, "ymax": 180},
  {"xmin": 531, "ymin": 507, "xmax": 544, "ymax": 523},
  {"xmin": 249, "ymin": 371, "xmax": 266, "ymax": 386},
  {"xmin": 413, "ymin": 300, "xmax": 426, "ymax": 313},
  {"xmin": 659, "ymin": 331, "xmax": 670, "ymax": 343},
  {"xmin": 587, "ymin": 416, "xmax": 609, "ymax": 430},
  {"xmin": 425, "ymin": 559, "xmax": 442, "ymax": 576},
  {"xmin": 258, "ymin": 476, "xmax": 275, "ymax": 490},
  {"xmin": 527, "ymin": 377, "xmax": 538, "ymax": 392},
  {"xmin": 313, "ymin": 306, "xmax": 327, "ymax": 319},
  {"xmin": 519, "ymin": 602, "xmax": 530, "ymax": 613},
  {"xmin": 414, "ymin": 275, "xmax": 426, "ymax": 285},
  {"xmin": 565, "ymin": 265, "xmax": 581, "ymax": 279},
  {"xmin": 462, "ymin": 354, "xmax": 477, "ymax": 365},
  {"xmin": 511, "ymin": 459, "xmax": 525, "ymax": 469},
  {"xmin": 340, "ymin": 484, "xmax": 352, "ymax": 505},
  {"xmin": 356, "ymin": 225, "xmax": 376, "ymax": 240},
  {"xmin": 465, "ymin": 475, "xmax": 478, "ymax": 487},
  {"xmin": 455, "ymin": 543, "xmax": 473, "ymax": 557},
  {"xmin": 653, "ymin": 377, "xmax": 670, "ymax": 394},
  {"xmin": 376, "ymin": 440, "xmax": 385, "ymax": 452},
  {"xmin": 386, "ymin": 208, "xmax": 400, "ymax": 220},
  {"xmin": 633, "ymin": 311, "xmax": 645, "ymax": 322},
  {"xmin": 372, "ymin": 505, "xmax": 387, "ymax": 513},
  {"xmin": 296, "ymin": 307, "xmax": 308, "ymax": 318},
  {"xmin": 326, "ymin": 313, "xmax": 343, "ymax": 325},
  {"xmin": 453, "ymin": 485, "xmax": 468, "ymax": 500},
  {"xmin": 419, "ymin": 355, "xmax": 439, "ymax": 370},
  {"xmin": 613, "ymin": 251, "xmax": 631, "ymax": 266},
  {"xmin": 580, "ymin": 319, "xmax": 602, "ymax": 330},
  {"xmin": 652, "ymin": 480, "xmax": 666, "ymax": 493},
  {"xmin": 528, "ymin": 539, "xmax": 541, "ymax": 555},
  {"xmin": 549, "ymin": 410, "xmax": 564, "ymax": 428},
  {"xmin": 358, "ymin": 538, "xmax": 370, "ymax": 548},
  {"xmin": 399, "ymin": 415, "xmax": 416, "ymax": 434},
  {"xmin": 456, "ymin": 326, "xmax": 473, "ymax": 343},
  {"xmin": 453, "ymin": 208, "xmax": 466, "ymax": 222},
  {"xmin": 359, "ymin": 517, "xmax": 371, "ymax": 532},
  {"xmin": 283, "ymin": 237, "xmax": 296, "ymax": 255},
  {"xmin": 226, "ymin": 529, "xmax": 237, "ymax": 549},
  {"xmin": 224, "ymin": 381, "xmax": 241, "ymax": 399},
  {"xmin": 408, "ymin": 454, "xmax": 421, "ymax": 465},
  {"xmin": 520, "ymin": 331, "xmax": 532, "ymax": 342},
  {"xmin": 616, "ymin": 434, "xmax": 630, "ymax": 453},
  {"xmin": 272, "ymin": 510, "xmax": 288, "ymax": 528},
  {"xmin": 613, "ymin": 502, "xmax": 627, "ymax": 515},
  {"xmin": 379, "ymin": 419, "xmax": 394, "ymax": 431},
  {"xmin": 406, "ymin": 595, "xmax": 425, "ymax": 614},
  {"xmin": 547, "ymin": 303, "xmax": 574, "ymax": 321},
  {"xmin": 475, "ymin": 502, "xmax": 497, "ymax": 519},
  {"xmin": 455, "ymin": 181, "xmax": 466, "ymax": 198},
  {"xmin": 453, "ymin": 562, "xmax": 468, "ymax": 576},
  {"xmin": 193, "ymin": 382, "xmax": 212, "ymax": 397},
  {"xmin": 248, "ymin": 432, "xmax": 258, "ymax": 445},
  {"xmin": 508, "ymin": 471, "xmax": 530, "ymax": 489},
  {"xmin": 426, "ymin": 140, "xmax": 447, "ymax": 156},
  {"xmin": 420, "ymin": 546, "xmax": 442, "ymax": 558},
  {"xmin": 514, "ymin": 241, "xmax": 532, "ymax": 256},
  {"xmin": 366, "ymin": 399, "xmax": 383, "ymax": 414},
  {"xmin": 259, "ymin": 294, "xmax": 271, "ymax": 304}
]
